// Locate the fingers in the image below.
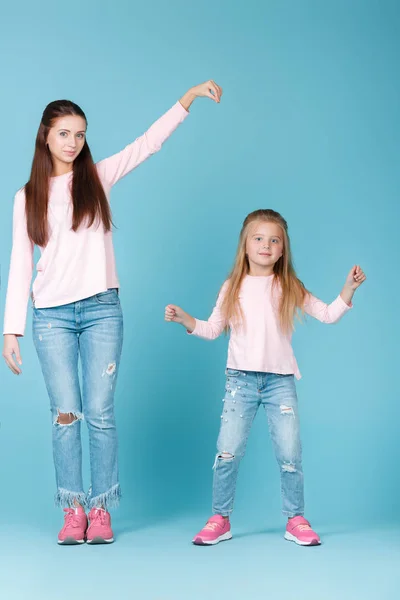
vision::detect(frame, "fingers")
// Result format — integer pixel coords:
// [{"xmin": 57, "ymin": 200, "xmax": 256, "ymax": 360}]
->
[
  {"xmin": 356, "ymin": 273, "xmax": 367, "ymax": 284},
  {"xmin": 352, "ymin": 265, "xmax": 366, "ymax": 285},
  {"xmin": 165, "ymin": 304, "xmax": 177, "ymax": 314},
  {"xmin": 165, "ymin": 305, "xmax": 177, "ymax": 322},
  {"xmin": 210, "ymin": 80, "xmax": 223, "ymax": 102},
  {"xmin": 206, "ymin": 87, "xmax": 219, "ymax": 103},
  {"xmin": 193, "ymin": 80, "xmax": 223, "ymax": 103},
  {"xmin": 3, "ymin": 352, "xmax": 22, "ymax": 375},
  {"xmin": 354, "ymin": 265, "xmax": 365, "ymax": 280},
  {"xmin": 205, "ymin": 80, "xmax": 222, "ymax": 103},
  {"xmin": 15, "ymin": 348, "xmax": 22, "ymax": 365}
]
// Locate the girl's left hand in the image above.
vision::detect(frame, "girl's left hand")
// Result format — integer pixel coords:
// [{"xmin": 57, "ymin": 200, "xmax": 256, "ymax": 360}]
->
[{"xmin": 346, "ymin": 265, "xmax": 367, "ymax": 290}]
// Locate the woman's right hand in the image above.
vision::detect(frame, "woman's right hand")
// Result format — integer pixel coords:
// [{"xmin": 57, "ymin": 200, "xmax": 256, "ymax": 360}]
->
[
  {"xmin": 2, "ymin": 334, "xmax": 22, "ymax": 375},
  {"xmin": 165, "ymin": 304, "xmax": 196, "ymax": 332}
]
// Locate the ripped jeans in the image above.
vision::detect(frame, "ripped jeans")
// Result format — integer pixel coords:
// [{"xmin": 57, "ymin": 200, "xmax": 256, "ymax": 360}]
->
[
  {"xmin": 32, "ymin": 289, "xmax": 123, "ymax": 510},
  {"xmin": 213, "ymin": 369, "xmax": 304, "ymax": 518}
]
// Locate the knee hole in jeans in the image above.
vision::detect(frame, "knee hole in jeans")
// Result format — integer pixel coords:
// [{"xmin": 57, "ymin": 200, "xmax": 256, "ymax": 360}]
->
[
  {"xmin": 55, "ymin": 411, "xmax": 81, "ymax": 426},
  {"xmin": 219, "ymin": 452, "xmax": 234, "ymax": 459}
]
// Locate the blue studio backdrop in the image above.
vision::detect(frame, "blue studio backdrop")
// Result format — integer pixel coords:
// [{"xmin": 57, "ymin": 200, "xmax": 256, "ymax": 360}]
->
[{"xmin": 0, "ymin": 0, "xmax": 399, "ymax": 534}]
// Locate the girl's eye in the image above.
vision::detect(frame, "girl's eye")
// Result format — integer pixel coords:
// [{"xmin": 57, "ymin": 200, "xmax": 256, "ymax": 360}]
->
[
  {"xmin": 59, "ymin": 132, "xmax": 67, "ymax": 137},
  {"xmin": 77, "ymin": 133, "xmax": 85, "ymax": 139},
  {"xmin": 255, "ymin": 237, "xmax": 262, "ymax": 241}
]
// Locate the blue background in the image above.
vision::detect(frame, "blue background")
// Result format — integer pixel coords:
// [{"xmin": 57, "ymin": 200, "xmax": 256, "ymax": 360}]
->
[{"xmin": 0, "ymin": 1, "xmax": 399, "ymax": 598}]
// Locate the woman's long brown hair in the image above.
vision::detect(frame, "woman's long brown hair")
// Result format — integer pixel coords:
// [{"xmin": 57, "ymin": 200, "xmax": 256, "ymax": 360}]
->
[
  {"xmin": 221, "ymin": 209, "xmax": 309, "ymax": 334},
  {"xmin": 25, "ymin": 100, "xmax": 112, "ymax": 247}
]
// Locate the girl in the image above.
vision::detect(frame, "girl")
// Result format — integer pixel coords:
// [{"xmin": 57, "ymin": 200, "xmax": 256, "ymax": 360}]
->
[
  {"xmin": 165, "ymin": 208, "xmax": 366, "ymax": 546},
  {"xmin": 2, "ymin": 79, "xmax": 223, "ymax": 545}
]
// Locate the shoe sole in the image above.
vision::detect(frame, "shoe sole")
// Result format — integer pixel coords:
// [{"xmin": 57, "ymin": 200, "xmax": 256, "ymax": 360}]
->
[
  {"xmin": 284, "ymin": 532, "xmax": 321, "ymax": 546},
  {"xmin": 192, "ymin": 531, "xmax": 232, "ymax": 546},
  {"xmin": 87, "ymin": 537, "xmax": 114, "ymax": 545},
  {"xmin": 58, "ymin": 537, "xmax": 85, "ymax": 545}
]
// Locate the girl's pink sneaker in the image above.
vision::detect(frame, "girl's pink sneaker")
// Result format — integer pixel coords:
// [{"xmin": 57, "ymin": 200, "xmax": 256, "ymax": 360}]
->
[
  {"xmin": 58, "ymin": 507, "xmax": 88, "ymax": 545},
  {"xmin": 284, "ymin": 516, "xmax": 321, "ymax": 546},
  {"xmin": 192, "ymin": 515, "xmax": 232, "ymax": 546}
]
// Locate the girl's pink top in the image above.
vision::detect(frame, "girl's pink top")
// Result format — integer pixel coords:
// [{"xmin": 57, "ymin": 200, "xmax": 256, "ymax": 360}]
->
[{"xmin": 190, "ymin": 275, "xmax": 352, "ymax": 379}]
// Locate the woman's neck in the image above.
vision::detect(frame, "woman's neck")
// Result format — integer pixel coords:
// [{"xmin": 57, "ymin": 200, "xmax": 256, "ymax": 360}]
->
[{"xmin": 52, "ymin": 160, "xmax": 73, "ymax": 177}]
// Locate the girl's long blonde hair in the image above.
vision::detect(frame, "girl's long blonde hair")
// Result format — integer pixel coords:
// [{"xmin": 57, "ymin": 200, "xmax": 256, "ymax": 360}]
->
[{"xmin": 220, "ymin": 209, "xmax": 309, "ymax": 334}]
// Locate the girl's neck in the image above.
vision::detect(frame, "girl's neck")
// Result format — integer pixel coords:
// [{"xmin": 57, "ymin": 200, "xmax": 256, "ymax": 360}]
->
[{"xmin": 248, "ymin": 266, "xmax": 275, "ymax": 277}]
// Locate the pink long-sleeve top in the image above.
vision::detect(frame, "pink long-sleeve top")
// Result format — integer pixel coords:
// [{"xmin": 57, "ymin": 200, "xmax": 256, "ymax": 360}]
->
[
  {"xmin": 3, "ymin": 101, "xmax": 189, "ymax": 336},
  {"xmin": 190, "ymin": 274, "xmax": 352, "ymax": 379}
]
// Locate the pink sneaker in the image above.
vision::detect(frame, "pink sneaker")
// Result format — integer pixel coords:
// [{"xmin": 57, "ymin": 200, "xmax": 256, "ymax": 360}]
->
[
  {"xmin": 58, "ymin": 507, "xmax": 88, "ymax": 545},
  {"xmin": 284, "ymin": 516, "xmax": 321, "ymax": 546},
  {"xmin": 86, "ymin": 508, "xmax": 114, "ymax": 544},
  {"xmin": 192, "ymin": 515, "xmax": 232, "ymax": 546}
]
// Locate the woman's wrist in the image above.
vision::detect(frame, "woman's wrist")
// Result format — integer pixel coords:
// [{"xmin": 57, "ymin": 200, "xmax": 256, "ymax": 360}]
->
[{"xmin": 179, "ymin": 88, "xmax": 197, "ymax": 111}]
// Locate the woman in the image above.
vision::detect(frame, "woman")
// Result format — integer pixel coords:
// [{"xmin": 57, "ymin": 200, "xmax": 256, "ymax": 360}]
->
[{"xmin": 2, "ymin": 80, "xmax": 223, "ymax": 545}]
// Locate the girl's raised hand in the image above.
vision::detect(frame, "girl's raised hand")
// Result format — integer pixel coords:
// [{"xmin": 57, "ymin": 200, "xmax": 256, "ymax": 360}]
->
[{"xmin": 346, "ymin": 265, "xmax": 367, "ymax": 290}]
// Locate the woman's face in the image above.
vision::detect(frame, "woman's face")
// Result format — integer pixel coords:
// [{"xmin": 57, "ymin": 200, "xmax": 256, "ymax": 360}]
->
[{"xmin": 46, "ymin": 114, "xmax": 87, "ymax": 170}]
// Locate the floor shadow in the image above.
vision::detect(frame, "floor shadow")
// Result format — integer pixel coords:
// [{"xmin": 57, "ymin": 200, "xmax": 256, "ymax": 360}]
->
[{"xmin": 231, "ymin": 527, "xmax": 283, "ymax": 540}]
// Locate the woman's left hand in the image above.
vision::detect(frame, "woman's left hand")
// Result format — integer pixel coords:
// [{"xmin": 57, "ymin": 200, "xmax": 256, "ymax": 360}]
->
[
  {"xmin": 180, "ymin": 80, "xmax": 223, "ymax": 111},
  {"xmin": 345, "ymin": 265, "xmax": 367, "ymax": 290},
  {"xmin": 192, "ymin": 80, "xmax": 223, "ymax": 103}
]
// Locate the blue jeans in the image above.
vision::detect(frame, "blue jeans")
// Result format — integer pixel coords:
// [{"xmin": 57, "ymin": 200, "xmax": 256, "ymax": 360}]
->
[
  {"xmin": 32, "ymin": 289, "xmax": 123, "ymax": 510},
  {"xmin": 213, "ymin": 369, "xmax": 304, "ymax": 518}
]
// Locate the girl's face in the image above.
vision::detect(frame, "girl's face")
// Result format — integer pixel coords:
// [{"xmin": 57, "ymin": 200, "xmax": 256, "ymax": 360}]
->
[
  {"xmin": 46, "ymin": 114, "xmax": 87, "ymax": 171},
  {"xmin": 246, "ymin": 220, "xmax": 284, "ymax": 275}
]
